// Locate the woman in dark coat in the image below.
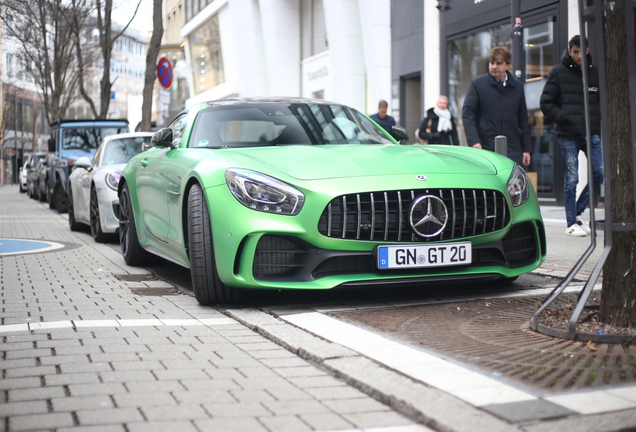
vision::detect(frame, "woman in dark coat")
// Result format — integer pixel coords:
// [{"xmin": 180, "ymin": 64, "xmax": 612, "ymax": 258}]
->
[{"xmin": 417, "ymin": 96, "xmax": 460, "ymax": 145}]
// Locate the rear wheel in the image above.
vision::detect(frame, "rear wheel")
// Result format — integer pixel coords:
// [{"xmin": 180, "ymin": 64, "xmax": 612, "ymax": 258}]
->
[
  {"xmin": 188, "ymin": 184, "xmax": 242, "ymax": 305},
  {"xmin": 53, "ymin": 180, "xmax": 68, "ymax": 213},
  {"xmin": 67, "ymin": 184, "xmax": 83, "ymax": 232},
  {"xmin": 90, "ymin": 187, "xmax": 107, "ymax": 242},
  {"xmin": 119, "ymin": 183, "xmax": 154, "ymax": 265}
]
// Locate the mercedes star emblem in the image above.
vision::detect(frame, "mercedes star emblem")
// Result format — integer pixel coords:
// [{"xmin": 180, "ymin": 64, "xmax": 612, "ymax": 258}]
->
[{"xmin": 409, "ymin": 195, "xmax": 448, "ymax": 237}]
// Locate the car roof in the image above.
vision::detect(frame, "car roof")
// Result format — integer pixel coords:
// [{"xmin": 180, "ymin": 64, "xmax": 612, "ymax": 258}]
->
[{"xmin": 203, "ymin": 97, "xmax": 346, "ymax": 108}]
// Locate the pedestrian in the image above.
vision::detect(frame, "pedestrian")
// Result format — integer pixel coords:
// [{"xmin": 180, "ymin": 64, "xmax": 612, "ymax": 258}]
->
[
  {"xmin": 369, "ymin": 100, "xmax": 396, "ymax": 133},
  {"xmin": 540, "ymin": 35, "xmax": 603, "ymax": 237},
  {"xmin": 462, "ymin": 46, "xmax": 532, "ymax": 167},
  {"xmin": 416, "ymin": 95, "xmax": 460, "ymax": 145}
]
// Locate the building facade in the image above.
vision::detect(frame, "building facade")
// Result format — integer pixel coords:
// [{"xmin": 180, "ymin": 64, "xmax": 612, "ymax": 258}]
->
[{"xmin": 173, "ymin": 0, "xmax": 392, "ymax": 117}]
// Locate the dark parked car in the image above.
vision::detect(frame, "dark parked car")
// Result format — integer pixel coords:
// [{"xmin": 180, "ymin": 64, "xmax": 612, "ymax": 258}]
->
[{"xmin": 26, "ymin": 152, "xmax": 47, "ymax": 199}]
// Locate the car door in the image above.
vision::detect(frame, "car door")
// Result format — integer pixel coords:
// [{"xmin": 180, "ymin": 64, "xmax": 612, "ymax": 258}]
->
[{"xmin": 135, "ymin": 113, "xmax": 190, "ymax": 243}]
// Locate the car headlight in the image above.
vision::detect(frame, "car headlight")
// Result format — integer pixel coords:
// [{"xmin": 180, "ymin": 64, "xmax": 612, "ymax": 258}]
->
[
  {"xmin": 507, "ymin": 164, "xmax": 530, "ymax": 207},
  {"xmin": 105, "ymin": 171, "xmax": 121, "ymax": 191},
  {"xmin": 225, "ymin": 169, "xmax": 305, "ymax": 215}
]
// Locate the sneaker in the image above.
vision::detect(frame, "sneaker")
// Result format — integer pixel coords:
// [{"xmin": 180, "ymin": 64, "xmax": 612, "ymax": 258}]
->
[
  {"xmin": 565, "ymin": 223, "xmax": 587, "ymax": 237},
  {"xmin": 576, "ymin": 215, "xmax": 591, "ymax": 234}
]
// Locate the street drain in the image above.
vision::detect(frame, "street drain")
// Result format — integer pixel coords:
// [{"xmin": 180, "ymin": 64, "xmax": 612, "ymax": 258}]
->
[
  {"xmin": 331, "ymin": 296, "xmax": 636, "ymax": 393},
  {"xmin": 115, "ymin": 274, "xmax": 158, "ymax": 282},
  {"xmin": 130, "ymin": 287, "xmax": 181, "ymax": 296}
]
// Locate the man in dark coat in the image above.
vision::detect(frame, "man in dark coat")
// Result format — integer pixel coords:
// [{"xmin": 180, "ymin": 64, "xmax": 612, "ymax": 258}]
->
[
  {"xmin": 462, "ymin": 46, "xmax": 532, "ymax": 167},
  {"xmin": 540, "ymin": 35, "xmax": 603, "ymax": 237}
]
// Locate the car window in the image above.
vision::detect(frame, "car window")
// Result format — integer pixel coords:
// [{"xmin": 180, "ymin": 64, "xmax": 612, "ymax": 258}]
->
[
  {"xmin": 62, "ymin": 127, "xmax": 128, "ymax": 151},
  {"xmin": 170, "ymin": 113, "xmax": 190, "ymax": 148},
  {"xmin": 188, "ymin": 103, "xmax": 392, "ymax": 148},
  {"xmin": 102, "ymin": 137, "xmax": 149, "ymax": 165}
]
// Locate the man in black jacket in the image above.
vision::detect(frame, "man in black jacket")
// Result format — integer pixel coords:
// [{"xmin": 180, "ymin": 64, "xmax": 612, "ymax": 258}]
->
[
  {"xmin": 540, "ymin": 35, "xmax": 604, "ymax": 237},
  {"xmin": 462, "ymin": 46, "xmax": 532, "ymax": 167}
]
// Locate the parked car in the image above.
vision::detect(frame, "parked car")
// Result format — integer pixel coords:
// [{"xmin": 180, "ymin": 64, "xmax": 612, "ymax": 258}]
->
[
  {"xmin": 26, "ymin": 152, "xmax": 47, "ymax": 198},
  {"xmin": 118, "ymin": 97, "xmax": 546, "ymax": 305},
  {"xmin": 67, "ymin": 132, "xmax": 153, "ymax": 242},
  {"xmin": 18, "ymin": 155, "xmax": 30, "ymax": 193},
  {"xmin": 44, "ymin": 119, "xmax": 130, "ymax": 212}
]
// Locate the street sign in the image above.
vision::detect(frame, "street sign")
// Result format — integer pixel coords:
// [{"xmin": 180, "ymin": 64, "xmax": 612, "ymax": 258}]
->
[{"xmin": 157, "ymin": 57, "xmax": 173, "ymax": 89}]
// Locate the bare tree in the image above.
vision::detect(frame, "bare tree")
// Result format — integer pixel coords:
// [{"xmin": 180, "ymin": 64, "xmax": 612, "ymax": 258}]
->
[
  {"xmin": 72, "ymin": 0, "xmax": 143, "ymax": 119},
  {"xmin": 139, "ymin": 0, "xmax": 163, "ymax": 131},
  {"xmin": 599, "ymin": 2, "xmax": 636, "ymax": 328},
  {"xmin": 1, "ymin": 0, "xmax": 85, "ymax": 122}
]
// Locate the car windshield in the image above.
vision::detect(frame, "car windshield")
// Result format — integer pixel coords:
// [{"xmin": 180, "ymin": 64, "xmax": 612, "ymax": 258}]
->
[
  {"xmin": 62, "ymin": 127, "xmax": 128, "ymax": 151},
  {"xmin": 188, "ymin": 103, "xmax": 393, "ymax": 148},
  {"xmin": 102, "ymin": 137, "xmax": 149, "ymax": 165}
]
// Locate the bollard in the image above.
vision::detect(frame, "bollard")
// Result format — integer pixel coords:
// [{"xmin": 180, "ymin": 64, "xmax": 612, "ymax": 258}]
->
[{"xmin": 494, "ymin": 135, "xmax": 507, "ymax": 157}]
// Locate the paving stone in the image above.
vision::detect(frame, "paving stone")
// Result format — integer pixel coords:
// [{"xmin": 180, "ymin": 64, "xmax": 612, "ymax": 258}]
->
[
  {"xmin": 76, "ymin": 407, "xmax": 144, "ymax": 425},
  {"xmin": 44, "ymin": 372, "xmax": 101, "ymax": 386},
  {"xmin": 126, "ymin": 421, "xmax": 199, "ymax": 432},
  {"xmin": 0, "ymin": 400, "xmax": 49, "ymax": 417},
  {"xmin": 180, "ymin": 378, "xmax": 240, "ymax": 392},
  {"xmin": 68, "ymin": 383, "xmax": 128, "ymax": 397},
  {"xmin": 202, "ymin": 402, "xmax": 271, "ymax": 418},
  {"xmin": 9, "ymin": 386, "xmax": 67, "ymax": 402},
  {"xmin": 124, "ymin": 381, "xmax": 186, "ymax": 394},
  {"xmin": 9, "ymin": 412, "xmax": 75, "ymax": 431},
  {"xmin": 300, "ymin": 412, "xmax": 355, "ymax": 430},
  {"xmin": 58, "ymin": 426, "xmax": 125, "ymax": 432},
  {"xmin": 140, "ymin": 404, "xmax": 209, "ymax": 421},
  {"xmin": 322, "ymin": 397, "xmax": 392, "ymax": 414},
  {"xmin": 4, "ymin": 365, "xmax": 57, "ymax": 378},
  {"xmin": 261, "ymin": 400, "xmax": 331, "ymax": 416},
  {"xmin": 152, "ymin": 369, "xmax": 210, "ymax": 381},
  {"xmin": 51, "ymin": 395, "xmax": 114, "ymax": 412},
  {"xmin": 39, "ymin": 354, "xmax": 91, "ymax": 366},
  {"xmin": 343, "ymin": 411, "xmax": 414, "ymax": 429},
  {"xmin": 113, "ymin": 392, "xmax": 178, "ymax": 408},
  {"xmin": 0, "ymin": 376, "xmax": 42, "ymax": 391},
  {"xmin": 258, "ymin": 415, "xmax": 312, "ymax": 432},
  {"xmin": 99, "ymin": 370, "xmax": 157, "ymax": 383},
  {"xmin": 194, "ymin": 417, "xmax": 269, "ymax": 432}
]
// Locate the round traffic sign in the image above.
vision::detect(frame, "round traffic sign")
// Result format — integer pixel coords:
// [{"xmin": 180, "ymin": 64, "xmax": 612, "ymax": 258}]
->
[{"xmin": 157, "ymin": 57, "xmax": 173, "ymax": 89}]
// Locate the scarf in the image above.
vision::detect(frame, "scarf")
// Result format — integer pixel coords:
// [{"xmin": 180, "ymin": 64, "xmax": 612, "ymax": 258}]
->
[{"xmin": 434, "ymin": 107, "xmax": 452, "ymax": 132}]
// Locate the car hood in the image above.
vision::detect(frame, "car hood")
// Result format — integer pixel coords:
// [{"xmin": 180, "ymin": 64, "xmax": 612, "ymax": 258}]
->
[{"xmin": 227, "ymin": 145, "xmax": 499, "ymax": 180}]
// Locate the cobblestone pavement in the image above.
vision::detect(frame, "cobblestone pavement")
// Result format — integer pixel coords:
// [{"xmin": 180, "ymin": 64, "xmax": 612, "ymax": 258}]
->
[
  {"xmin": 2, "ymin": 185, "xmax": 635, "ymax": 432},
  {"xmin": 0, "ymin": 186, "xmax": 429, "ymax": 432}
]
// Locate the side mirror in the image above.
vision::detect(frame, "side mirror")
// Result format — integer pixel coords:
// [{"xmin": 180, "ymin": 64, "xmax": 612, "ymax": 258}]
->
[
  {"xmin": 391, "ymin": 125, "xmax": 409, "ymax": 143},
  {"xmin": 74, "ymin": 157, "xmax": 92, "ymax": 170},
  {"xmin": 25, "ymin": 163, "xmax": 31, "ymax": 169},
  {"xmin": 48, "ymin": 137, "xmax": 56, "ymax": 152},
  {"xmin": 151, "ymin": 128, "xmax": 175, "ymax": 149}
]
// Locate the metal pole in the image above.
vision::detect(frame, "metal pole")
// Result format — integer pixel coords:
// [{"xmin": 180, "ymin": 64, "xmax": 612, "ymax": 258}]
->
[
  {"xmin": 511, "ymin": 0, "xmax": 523, "ymax": 79},
  {"xmin": 495, "ymin": 135, "xmax": 507, "ymax": 157}
]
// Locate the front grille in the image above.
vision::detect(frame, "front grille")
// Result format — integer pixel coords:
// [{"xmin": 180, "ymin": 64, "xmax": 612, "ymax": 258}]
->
[
  {"xmin": 318, "ymin": 189, "xmax": 510, "ymax": 242},
  {"xmin": 502, "ymin": 222, "xmax": 537, "ymax": 264},
  {"xmin": 253, "ymin": 236, "xmax": 307, "ymax": 278}
]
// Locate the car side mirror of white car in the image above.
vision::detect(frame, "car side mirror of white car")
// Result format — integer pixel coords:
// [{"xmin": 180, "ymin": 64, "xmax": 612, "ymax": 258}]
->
[{"xmin": 75, "ymin": 157, "xmax": 92, "ymax": 170}]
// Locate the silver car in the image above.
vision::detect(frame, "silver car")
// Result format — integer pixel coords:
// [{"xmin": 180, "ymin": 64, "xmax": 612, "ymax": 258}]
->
[{"xmin": 67, "ymin": 132, "xmax": 153, "ymax": 242}]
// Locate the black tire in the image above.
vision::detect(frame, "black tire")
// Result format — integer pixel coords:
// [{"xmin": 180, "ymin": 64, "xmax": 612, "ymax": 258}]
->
[
  {"xmin": 53, "ymin": 180, "xmax": 68, "ymax": 213},
  {"xmin": 188, "ymin": 184, "xmax": 242, "ymax": 305},
  {"xmin": 19, "ymin": 182, "xmax": 26, "ymax": 193},
  {"xmin": 67, "ymin": 184, "xmax": 83, "ymax": 232},
  {"xmin": 119, "ymin": 183, "xmax": 154, "ymax": 265},
  {"xmin": 90, "ymin": 187, "xmax": 108, "ymax": 242},
  {"xmin": 38, "ymin": 183, "xmax": 46, "ymax": 202}
]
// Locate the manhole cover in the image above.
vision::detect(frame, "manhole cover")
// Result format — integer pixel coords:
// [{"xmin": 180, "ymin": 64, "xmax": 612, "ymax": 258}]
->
[
  {"xmin": 331, "ymin": 296, "xmax": 636, "ymax": 392},
  {"xmin": 115, "ymin": 274, "xmax": 157, "ymax": 282},
  {"xmin": 130, "ymin": 287, "xmax": 180, "ymax": 296}
]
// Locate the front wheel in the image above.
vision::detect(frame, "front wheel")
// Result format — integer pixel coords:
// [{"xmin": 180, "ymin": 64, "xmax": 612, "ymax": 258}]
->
[
  {"xmin": 90, "ymin": 187, "xmax": 108, "ymax": 242},
  {"xmin": 119, "ymin": 183, "xmax": 154, "ymax": 265},
  {"xmin": 53, "ymin": 180, "xmax": 68, "ymax": 213},
  {"xmin": 67, "ymin": 184, "xmax": 83, "ymax": 232},
  {"xmin": 187, "ymin": 184, "xmax": 242, "ymax": 305}
]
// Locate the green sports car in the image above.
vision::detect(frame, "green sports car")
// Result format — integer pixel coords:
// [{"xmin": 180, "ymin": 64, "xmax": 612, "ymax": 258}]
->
[{"xmin": 118, "ymin": 98, "xmax": 546, "ymax": 305}]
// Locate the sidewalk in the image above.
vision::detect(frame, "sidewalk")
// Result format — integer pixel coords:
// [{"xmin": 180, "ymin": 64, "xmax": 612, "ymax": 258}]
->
[{"xmin": 1, "ymin": 186, "xmax": 634, "ymax": 432}]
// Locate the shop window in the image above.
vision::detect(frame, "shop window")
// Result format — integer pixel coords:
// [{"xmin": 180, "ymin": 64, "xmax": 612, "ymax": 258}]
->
[{"xmin": 188, "ymin": 14, "xmax": 225, "ymax": 94}]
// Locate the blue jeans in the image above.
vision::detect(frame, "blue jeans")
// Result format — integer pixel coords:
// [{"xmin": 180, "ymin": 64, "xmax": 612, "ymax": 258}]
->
[{"xmin": 559, "ymin": 135, "xmax": 604, "ymax": 227}]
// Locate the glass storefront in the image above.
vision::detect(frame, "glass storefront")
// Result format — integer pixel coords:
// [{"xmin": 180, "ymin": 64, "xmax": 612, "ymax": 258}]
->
[
  {"xmin": 188, "ymin": 14, "xmax": 225, "ymax": 95},
  {"xmin": 447, "ymin": 20, "xmax": 556, "ymax": 197}
]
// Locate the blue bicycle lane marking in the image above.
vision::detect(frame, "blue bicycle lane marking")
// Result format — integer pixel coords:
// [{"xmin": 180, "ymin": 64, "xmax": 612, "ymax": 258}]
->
[{"xmin": 0, "ymin": 239, "xmax": 65, "ymax": 256}]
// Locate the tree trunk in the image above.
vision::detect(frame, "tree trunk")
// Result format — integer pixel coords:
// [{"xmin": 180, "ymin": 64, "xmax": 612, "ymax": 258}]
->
[
  {"xmin": 599, "ymin": 2, "xmax": 636, "ymax": 328},
  {"xmin": 139, "ymin": 0, "xmax": 163, "ymax": 132}
]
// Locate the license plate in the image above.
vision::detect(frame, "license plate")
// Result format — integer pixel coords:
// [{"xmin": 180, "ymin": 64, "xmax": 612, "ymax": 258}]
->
[{"xmin": 377, "ymin": 242, "xmax": 472, "ymax": 269}]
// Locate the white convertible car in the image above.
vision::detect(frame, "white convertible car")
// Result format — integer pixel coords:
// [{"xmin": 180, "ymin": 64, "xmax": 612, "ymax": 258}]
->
[{"xmin": 67, "ymin": 132, "xmax": 153, "ymax": 242}]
